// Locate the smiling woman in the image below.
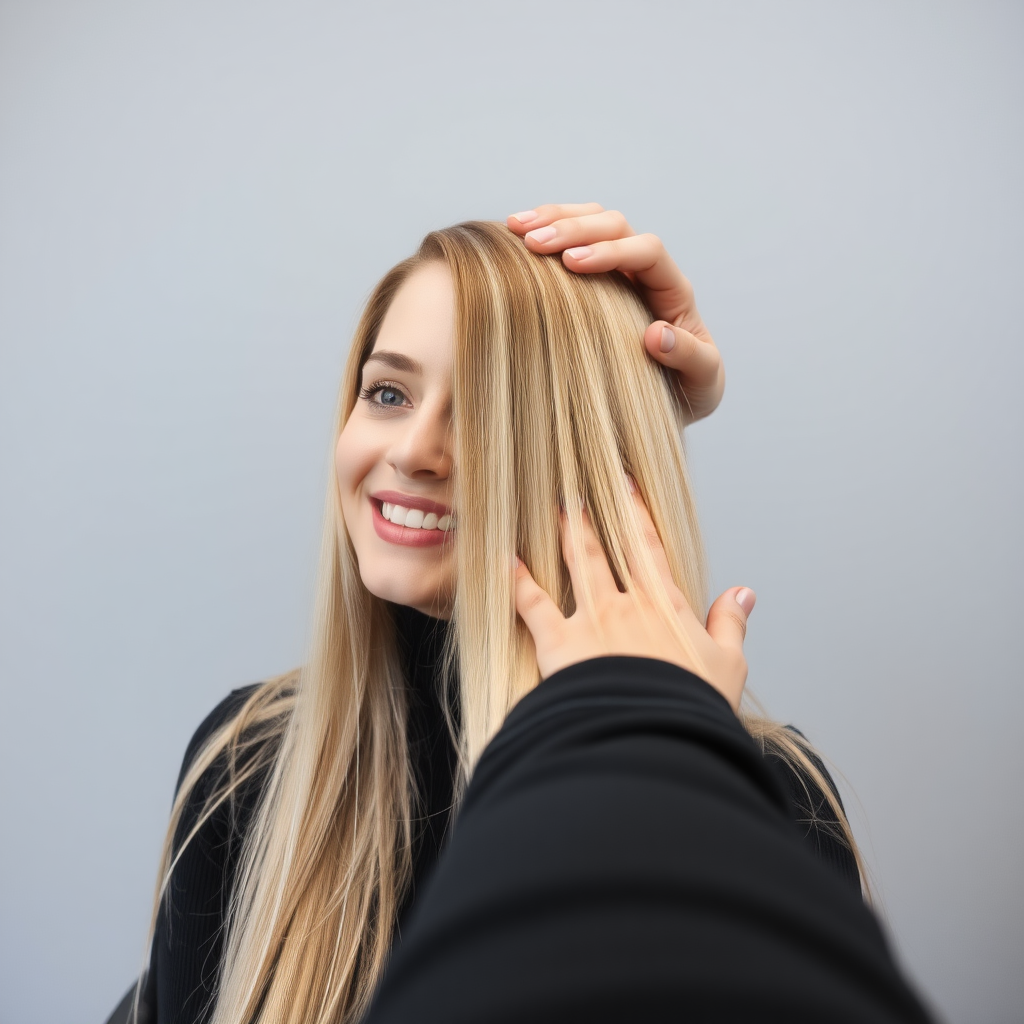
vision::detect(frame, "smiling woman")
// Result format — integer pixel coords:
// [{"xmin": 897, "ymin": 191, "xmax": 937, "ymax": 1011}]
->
[
  {"xmin": 337, "ymin": 263, "xmax": 458, "ymax": 614},
  {"xmin": 127, "ymin": 218, "xmax": 864, "ymax": 1024}
]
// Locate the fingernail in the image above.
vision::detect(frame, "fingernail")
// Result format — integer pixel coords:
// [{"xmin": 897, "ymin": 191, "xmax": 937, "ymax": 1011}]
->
[
  {"xmin": 525, "ymin": 225, "xmax": 557, "ymax": 244},
  {"xmin": 624, "ymin": 471, "xmax": 636, "ymax": 493},
  {"xmin": 735, "ymin": 588, "xmax": 756, "ymax": 615},
  {"xmin": 565, "ymin": 245, "xmax": 593, "ymax": 261},
  {"xmin": 660, "ymin": 326, "xmax": 676, "ymax": 353},
  {"xmin": 512, "ymin": 210, "xmax": 538, "ymax": 225}
]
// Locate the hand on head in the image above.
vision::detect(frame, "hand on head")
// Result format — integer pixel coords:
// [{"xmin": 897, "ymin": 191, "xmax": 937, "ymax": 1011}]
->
[
  {"xmin": 512, "ymin": 478, "xmax": 754, "ymax": 712},
  {"xmin": 507, "ymin": 203, "xmax": 725, "ymax": 423}
]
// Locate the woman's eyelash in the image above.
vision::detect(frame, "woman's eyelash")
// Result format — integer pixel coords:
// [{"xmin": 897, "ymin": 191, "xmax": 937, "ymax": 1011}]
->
[{"xmin": 358, "ymin": 380, "xmax": 410, "ymax": 409}]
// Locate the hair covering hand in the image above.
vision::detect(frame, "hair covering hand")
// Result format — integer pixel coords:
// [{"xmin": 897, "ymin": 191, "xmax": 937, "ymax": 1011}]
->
[
  {"xmin": 512, "ymin": 481, "xmax": 755, "ymax": 712},
  {"xmin": 507, "ymin": 203, "xmax": 724, "ymax": 423}
]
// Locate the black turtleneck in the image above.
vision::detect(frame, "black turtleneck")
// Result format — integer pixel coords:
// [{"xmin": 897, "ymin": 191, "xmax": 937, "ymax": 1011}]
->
[
  {"xmin": 391, "ymin": 604, "xmax": 461, "ymax": 923},
  {"xmin": 130, "ymin": 607, "xmax": 860, "ymax": 1023}
]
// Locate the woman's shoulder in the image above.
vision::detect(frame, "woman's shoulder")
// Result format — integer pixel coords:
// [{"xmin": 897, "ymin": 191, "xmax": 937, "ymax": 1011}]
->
[
  {"xmin": 171, "ymin": 674, "xmax": 298, "ymax": 847},
  {"xmin": 147, "ymin": 681, "xmax": 293, "ymax": 1024},
  {"xmin": 175, "ymin": 683, "xmax": 263, "ymax": 792},
  {"xmin": 177, "ymin": 673, "xmax": 297, "ymax": 782}
]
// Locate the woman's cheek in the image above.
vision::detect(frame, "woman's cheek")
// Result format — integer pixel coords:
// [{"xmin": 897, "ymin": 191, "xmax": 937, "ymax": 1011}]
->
[{"xmin": 336, "ymin": 420, "xmax": 371, "ymax": 491}]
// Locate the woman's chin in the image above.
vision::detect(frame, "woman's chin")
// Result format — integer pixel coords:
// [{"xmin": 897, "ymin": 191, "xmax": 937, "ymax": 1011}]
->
[{"xmin": 362, "ymin": 576, "xmax": 453, "ymax": 620}]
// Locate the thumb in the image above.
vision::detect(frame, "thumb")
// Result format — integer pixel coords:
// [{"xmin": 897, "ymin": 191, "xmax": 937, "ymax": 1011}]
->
[
  {"xmin": 643, "ymin": 320, "xmax": 721, "ymax": 385},
  {"xmin": 705, "ymin": 587, "xmax": 756, "ymax": 654}
]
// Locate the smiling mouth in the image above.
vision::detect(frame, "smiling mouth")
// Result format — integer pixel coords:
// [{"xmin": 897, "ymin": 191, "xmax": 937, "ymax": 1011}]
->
[
  {"xmin": 370, "ymin": 498, "xmax": 454, "ymax": 548},
  {"xmin": 377, "ymin": 499, "xmax": 455, "ymax": 533}
]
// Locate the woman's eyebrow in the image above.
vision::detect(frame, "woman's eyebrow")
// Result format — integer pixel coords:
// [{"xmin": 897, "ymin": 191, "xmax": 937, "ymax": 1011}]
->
[{"xmin": 363, "ymin": 350, "xmax": 423, "ymax": 374}]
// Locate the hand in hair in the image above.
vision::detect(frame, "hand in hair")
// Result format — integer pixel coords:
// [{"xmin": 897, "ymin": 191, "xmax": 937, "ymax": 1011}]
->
[
  {"xmin": 507, "ymin": 203, "xmax": 724, "ymax": 423},
  {"xmin": 513, "ymin": 482, "xmax": 755, "ymax": 712}
]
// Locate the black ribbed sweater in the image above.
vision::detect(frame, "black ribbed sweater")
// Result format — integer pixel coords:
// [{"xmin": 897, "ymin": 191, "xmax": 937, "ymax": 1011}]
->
[{"xmin": 137, "ymin": 606, "xmax": 862, "ymax": 1023}]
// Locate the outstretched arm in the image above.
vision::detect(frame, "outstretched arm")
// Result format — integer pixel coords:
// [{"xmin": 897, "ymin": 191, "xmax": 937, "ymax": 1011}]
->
[
  {"xmin": 364, "ymin": 488, "xmax": 933, "ymax": 1024},
  {"xmin": 366, "ymin": 656, "xmax": 932, "ymax": 1024}
]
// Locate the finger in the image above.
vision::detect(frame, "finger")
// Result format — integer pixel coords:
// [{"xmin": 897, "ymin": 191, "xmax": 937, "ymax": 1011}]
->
[
  {"xmin": 560, "ymin": 506, "xmax": 619, "ymax": 606},
  {"xmin": 622, "ymin": 479, "xmax": 692, "ymax": 614},
  {"xmin": 705, "ymin": 587, "xmax": 756, "ymax": 654},
  {"xmin": 507, "ymin": 203, "xmax": 605, "ymax": 233},
  {"xmin": 643, "ymin": 320, "xmax": 723, "ymax": 393},
  {"xmin": 521, "ymin": 210, "xmax": 635, "ymax": 254},
  {"xmin": 559, "ymin": 235, "xmax": 695, "ymax": 319},
  {"xmin": 512, "ymin": 555, "xmax": 567, "ymax": 639}
]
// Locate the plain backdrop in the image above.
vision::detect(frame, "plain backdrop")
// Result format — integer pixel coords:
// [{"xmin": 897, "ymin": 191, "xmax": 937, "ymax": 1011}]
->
[{"xmin": 1, "ymin": 3, "xmax": 1021, "ymax": 1022}]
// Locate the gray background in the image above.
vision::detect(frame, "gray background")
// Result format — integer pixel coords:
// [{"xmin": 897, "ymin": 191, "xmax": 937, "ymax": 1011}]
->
[{"xmin": 1, "ymin": 2, "xmax": 1021, "ymax": 1022}]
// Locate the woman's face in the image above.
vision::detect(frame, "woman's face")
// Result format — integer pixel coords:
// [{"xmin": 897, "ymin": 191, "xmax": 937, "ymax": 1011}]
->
[{"xmin": 336, "ymin": 263, "xmax": 457, "ymax": 619}]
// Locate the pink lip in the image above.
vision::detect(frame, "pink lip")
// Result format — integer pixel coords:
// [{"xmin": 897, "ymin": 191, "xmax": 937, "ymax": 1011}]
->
[
  {"xmin": 370, "ymin": 497, "xmax": 453, "ymax": 548},
  {"xmin": 370, "ymin": 490, "xmax": 452, "ymax": 517}
]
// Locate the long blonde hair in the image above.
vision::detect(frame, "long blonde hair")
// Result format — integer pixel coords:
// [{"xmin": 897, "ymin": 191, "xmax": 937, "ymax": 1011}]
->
[{"xmin": 143, "ymin": 221, "xmax": 864, "ymax": 1024}]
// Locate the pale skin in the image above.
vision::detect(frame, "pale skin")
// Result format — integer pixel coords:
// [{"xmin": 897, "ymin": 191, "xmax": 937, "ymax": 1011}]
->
[
  {"xmin": 336, "ymin": 206, "xmax": 753, "ymax": 709},
  {"xmin": 336, "ymin": 263, "xmax": 457, "ymax": 620}
]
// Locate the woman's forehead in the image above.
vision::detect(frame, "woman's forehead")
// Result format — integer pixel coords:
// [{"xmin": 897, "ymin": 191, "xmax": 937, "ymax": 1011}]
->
[{"xmin": 370, "ymin": 263, "xmax": 454, "ymax": 377}]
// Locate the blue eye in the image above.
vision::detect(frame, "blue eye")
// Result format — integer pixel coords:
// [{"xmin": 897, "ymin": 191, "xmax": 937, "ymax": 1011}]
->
[{"xmin": 358, "ymin": 380, "xmax": 410, "ymax": 410}]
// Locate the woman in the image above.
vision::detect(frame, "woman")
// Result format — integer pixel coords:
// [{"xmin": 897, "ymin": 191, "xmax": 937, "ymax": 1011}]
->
[{"xmin": 130, "ymin": 207, "xmax": 861, "ymax": 1024}]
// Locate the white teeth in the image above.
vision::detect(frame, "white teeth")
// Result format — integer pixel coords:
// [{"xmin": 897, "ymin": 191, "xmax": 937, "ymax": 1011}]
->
[{"xmin": 379, "ymin": 501, "xmax": 454, "ymax": 531}]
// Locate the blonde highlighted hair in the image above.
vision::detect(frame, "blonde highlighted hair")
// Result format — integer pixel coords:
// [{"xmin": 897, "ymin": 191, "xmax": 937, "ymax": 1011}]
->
[{"xmin": 142, "ymin": 221, "xmax": 864, "ymax": 1023}]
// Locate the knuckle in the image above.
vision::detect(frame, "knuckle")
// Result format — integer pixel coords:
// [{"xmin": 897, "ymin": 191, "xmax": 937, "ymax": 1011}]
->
[
  {"xmin": 729, "ymin": 609, "xmax": 749, "ymax": 640},
  {"xmin": 723, "ymin": 647, "xmax": 747, "ymax": 674},
  {"xmin": 634, "ymin": 234, "xmax": 663, "ymax": 263}
]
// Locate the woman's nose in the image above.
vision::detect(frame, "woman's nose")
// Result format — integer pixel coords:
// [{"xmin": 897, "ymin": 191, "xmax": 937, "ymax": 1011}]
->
[{"xmin": 387, "ymin": 403, "xmax": 453, "ymax": 479}]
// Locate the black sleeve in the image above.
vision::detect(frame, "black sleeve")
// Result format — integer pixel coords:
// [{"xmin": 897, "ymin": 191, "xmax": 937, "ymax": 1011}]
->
[
  {"xmin": 140, "ymin": 685, "xmax": 260, "ymax": 1024},
  {"xmin": 767, "ymin": 726, "xmax": 863, "ymax": 894},
  {"xmin": 365, "ymin": 657, "xmax": 933, "ymax": 1024}
]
